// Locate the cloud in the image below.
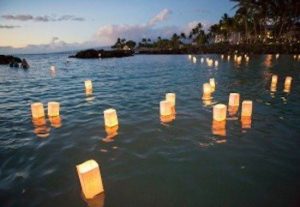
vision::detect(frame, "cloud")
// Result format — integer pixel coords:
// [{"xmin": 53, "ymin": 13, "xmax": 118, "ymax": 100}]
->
[
  {"xmin": 1, "ymin": 14, "xmax": 85, "ymax": 22},
  {"xmin": 0, "ymin": 24, "xmax": 20, "ymax": 29},
  {"xmin": 147, "ymin": 9, "xmax": 172, "ymax": 26}
]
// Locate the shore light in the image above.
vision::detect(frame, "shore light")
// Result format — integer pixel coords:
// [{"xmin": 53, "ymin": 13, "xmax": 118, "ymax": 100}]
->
[
  {"xmin": 284, "ymin": 76, "xmax": 292, "ymax": 92},
  {"xmin": 48, "ymin": 102, "xmax": 60, "ymax": 117},
  {"xmin": 228, "ymin": 93, "xmax": 240, "ymax": 107},
  {"xmin": 104, "ymin": 108, "xmax": 118, "ymax": 128},
  {"xmin": 202, "ymin": 83, "xmax": 212, "ymax": 100},
  {"xmin": 209, "ymin": 78, "xmax": 216, "ymax": 92},
  {"xmin": 160, "ymin": 100, "xmax": 172, "ymax": 117},
  {"xmin": 31, "ymin": 102, "xmax": 45, "ymax": 119},
  {"xmin": 192, "ymin": 56, "xmax": 197, "ymax": 63},
  {"xmin": 200, "ymin": 57, "xmax": 204, "ymax": 63},
  {"xmin": 85, "ymin": 80, "xmax": 93, "ymax": 91},
  {"xmin": 213, "ymin": 104, "xmax": 227, "ymax": 122},
  {"xmin": 76, "ymin": 160, "xmax": 104, "ymax": 199},
  {"xmin": 241, "ymin": 100, "xmax": 253, "ymax": 117}
]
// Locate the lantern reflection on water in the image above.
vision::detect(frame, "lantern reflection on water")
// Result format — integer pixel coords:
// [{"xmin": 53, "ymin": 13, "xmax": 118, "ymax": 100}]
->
[
  {"xmin": 31, "ymin": 102, "xmax": 45, "ymax": 119},
  {"xmin": 202, "ymin": 83, "xmax": 212, "ymax": 100},
  {"xmin": 76, "ymin": 160, "xmax": 104, "ymax": 199},
  {"xmin": 49, "ymin": 116, "xmax": 62, "ymax": 128},
  {"xmin": 48, "ymin": 102, "xmax": 60, "ymax": 117},
  {"xmin": 160, "ymin": 113, "xmax": 176, "ymax": 123},
  {"xmin": 32, "ymin": 117, "xmax": 50, "ymax": 138},
  {"xmin": 241, "ymin": 116, "xmax": 252, "ymax": 129},
  {"xmin": 212, "ymin": 120, "xmax": 226, "ymax": 137},
  {"xmin": 214, "ymin": 60, "xmax": 219, "ymax": 67},
  {"xmin": 192, "ymin": 56, "xmax": 197, "ymax": 63},
  {"xmin": 104, "ymin": 125, "xmax": 119, "ymax": 140},
  {"xmin": 103, "ymin": 109, "xmax": 118, "ymax": 128},
  {"xmin": 213, "ymin": 104, "xmax": 227, "ymax": 122},
  {"xmin": 200, "ymin": 58, "xmax": 204, "ymax": 63},
  {"xmin": 270, "ymin": 75, "xmax": 278, "ymax": 92},
  {"xmin": 83, "ymin": 192, "xmax": 105, "ymax": 207}
]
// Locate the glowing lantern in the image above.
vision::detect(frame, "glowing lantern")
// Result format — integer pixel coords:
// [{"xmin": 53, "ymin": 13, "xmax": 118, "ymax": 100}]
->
[
  {"xmin": 48, "ymin": 102, "xmax": 60, "ymax": 117},
  {"xmin": 76, "ymin": 160, "xmax": 104, "ymax": 199},
  {"xmin": 160, "ymin": 100, "xmax": 172, "ymax": 117},
  {"xmin": 245, "ymin": 56, "xmax": 249, "ymax": 62},
  {"xmin": 241, "ymin": 100, "xmax": 253, "ymax": 117},
  {"xmin": 192, "ymin": 56, "xmax": 197, "ymax": 63},
  {"xmin": 200, "ymin": 58, "xmax": 204, "ymax": 63},
  {"xmin": 284, "ymin": 76, "xmax": 292, "ymax": 92},
  {"xmin": 49, "ymin": 116, "xmax": 62, "ymax": 128},
  {"xmin": 293, "ymin": 55, "xmax": 297, "ymax": 59},
  {"xmin": 270, "ymin": 75, "xmax": 278, "ymax": 90},
  {"xmin": 228, "ymin": 93, "xmax": 240, "ymax": 107},
  {"xmin": 209, "ymin": 78, "xmax": 216, "ymax": 92},
  {"xmin": 221, "ymin": 54, "xmax": 224, "ymax": 59},
  {"xmin": 188, "ymin": 55, "xmax": 192, "ymax": 60},
  {"xmin": 85, "ymin": 80, "xmax": 93, "ymax": 91},
  {"xmin": 227, "ymin": 55, "xmax": 230, "ymax": 61},
  {"xmin": 214, "ymin": 60, "xmax": 219, "ymax": 67},
  {"xmin": 31, "ymin": 102, "xmax": 45, "ymax": 119},
  {"xmin": 50, "ymin": 65, "xmax": 56, "ymax": 72},
  {"xmin": 241, "ymin": 116, "xmax": 252, "ymax": 129},
  {"xmin": 103, "ymin": 108, "xmax": 118, "ymax": 128},
  {"xmin": 213, "ymin": 104, "xmax": 227, "ymax": 122},
  {"xmin": 166, "ymin": 93, "xmax": 176, "ymax": 113},
  {"xmin": 275, "ymin": 54, "xmax": 279, "ymax": 59},
  {"xmin": 202, "ymin": 83, "xmax": 212, "ymax": 100}
]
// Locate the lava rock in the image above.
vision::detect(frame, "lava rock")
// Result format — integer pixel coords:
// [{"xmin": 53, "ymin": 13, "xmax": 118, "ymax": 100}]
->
[
  {"xmin": 69, "ymin": 49, "xmax": 134, "ymax": 59},
  {"xmin": 0, "ymin": 55, "xmax": 22, "ymax": 65}
]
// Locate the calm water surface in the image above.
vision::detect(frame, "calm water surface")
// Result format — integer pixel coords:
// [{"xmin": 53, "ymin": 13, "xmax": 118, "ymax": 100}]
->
[{"xmin": 0, "ymin": 53, "xmax": 300, "ymax": 207}]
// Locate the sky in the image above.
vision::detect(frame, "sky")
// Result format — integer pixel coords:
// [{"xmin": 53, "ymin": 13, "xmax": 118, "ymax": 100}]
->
[{"xmin": 0, "ymin": 0, "xmax": 236, "ymax": 54}]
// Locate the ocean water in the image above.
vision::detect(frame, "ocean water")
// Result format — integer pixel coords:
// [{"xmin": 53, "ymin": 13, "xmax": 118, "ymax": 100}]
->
[{"xmin": 0, "ymin": 53, "xmax": 300, "ymax": 207}]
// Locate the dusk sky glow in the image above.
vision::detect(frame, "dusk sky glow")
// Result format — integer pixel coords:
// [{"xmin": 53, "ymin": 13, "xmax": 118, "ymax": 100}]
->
[{"xmin": 0, "ymin": 0, "xmax": 235, "ymax": 54}]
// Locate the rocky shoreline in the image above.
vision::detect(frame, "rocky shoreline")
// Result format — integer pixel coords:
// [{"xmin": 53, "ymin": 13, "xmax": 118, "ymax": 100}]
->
[{"xmin": 69, "ymin": 49, "xmax": 134, "ymax": 59}]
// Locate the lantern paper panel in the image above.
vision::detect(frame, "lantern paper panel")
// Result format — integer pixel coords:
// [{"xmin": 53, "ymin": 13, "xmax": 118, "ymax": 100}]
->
[
  {"xmin": 213, "ymin": 104, "xmax": 227, "ymax": 122},
  {"xmin": 48, "ymin": 102, "xmax": 60, "ymax": 117},
  {"xmin": 160, "ymin": 100, "xmax": 172, "ymax": 117},
  {"xmin": 228, "ymin": 93, "xmax": 240, "ymax": 107},
  {"xmin": 241, "ymin": 100, "xmax": 253, "ymax": 117},
  {"xmin": 104, "ymin": 109, "xmax": 118, "ymax": 128},
  {"xmin": 31, "ymin": 102, "xmax": 45, "ymax": 119}
]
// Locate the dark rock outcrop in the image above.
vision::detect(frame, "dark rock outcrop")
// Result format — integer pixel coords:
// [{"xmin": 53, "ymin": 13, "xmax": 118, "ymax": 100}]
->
[
  {"xmin": 0, "ymin": 55, "xmax": 22, "ymax": 64},
  {"xmin": 69, "ymin": 49, "xmax": 134, "ymax": 59}
]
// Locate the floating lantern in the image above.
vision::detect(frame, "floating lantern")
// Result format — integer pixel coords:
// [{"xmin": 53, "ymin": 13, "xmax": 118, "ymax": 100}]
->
[
  {"xmin": 221, "ymin": 54, "xmax": 224, "ymax": 59},
  {"xmin": 284, "ymin": 76, "xmax": 292, "ymax": 92},
  {"xmin": 76, "ymin": 160, "xmax": 104, "ymax": 199},
  {"xmin": 160, "ymin": 114, "xmax": 175, "ymax": 123},
  {"xmin": 214, "ymin": 60, "xmax": 219, "ymax": 67},
  {"xmin": 228, "ymin": 93, "xmax": 240, "ymax": 107},
  {"xmin": 213, "ymin": 104, "xmax": 227, "ymax": 122},
  {"xmin": 104, "ymin": 125, "xmax": 119, "ymax": 141},
  {"xmin": 212, "ymin": 120, "xmax": 226, "ymax": 137},
  {"xmin": 50, "ymin": 65, "xmax": 56, "ymax": 72},
  {"xmin": 227, "ymin": 55, "xmax": 230, "ymax": 61},
  {"xmin": 48, "ymin": 102, "xmax": 60, "ymax": 117},
  {"xmin": 293, "ymin": 55, "xmax": 297, "ymax": 59},
  {"xmin": 104, "ymin": 108, "xmax": 118, "ymax": 128},
  {"xmin": 234, "ymin": 54, "xmax": 237, "ymax": 61},
  {"xmin": 166, "ymin": 93, "xmax": 176, "ymax": 107},
  {"xmin": 209, "ymin": 78, "xmax": 216, "ymax": 92},
  {"xmin": 207, "ymin": 59, "xmax": 213, "ymax": 67},
  {"xmin": 160, "ymin": 100, "xmax": 172, "ymax": 117},
  {"xmin": 245, "ymin": 56, "xmax": 249, "ymax": 62},
  {"xmin": 188, "ymin": 54, "xmax": 192, "ymax": 60},
  {"xmin": 241, "ymin": 100, "xmax": 253, "ymax": 117},
  {"xmin": 192, "ymin": 56, "xmax": 197, "ymax": 63},
  {"xmin": 200, "ymin": 57, "xmax": 204, "ymax": 63},
  {"xmin": 270, "ymin": 75, "xmax": 278, "ymax": 91},
  {"xmin": 202, "ymin": 83, "xmax": 212, "ymax": 100},
  {"xmin": 31, "ymin": 102, "xmax": 45, "ymax": 119},
  {"xmin": 275, "ymin": 54, "xmax": 279, "ymax": 59},
  {"xmin": 85, "ymin": 80, "xmax": 93, "ymax": 91}
]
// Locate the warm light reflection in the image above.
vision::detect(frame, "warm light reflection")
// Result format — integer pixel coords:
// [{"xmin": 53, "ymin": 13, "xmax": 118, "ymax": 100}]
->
[
  {"xmin": 227, "ymin": 55, "xmax": 230, "ymax": 61},
  {"xmin": 228, "ymin": 93, "xmax": 240, "ymax": 107},
  {"xmin": 264, "ymin": 54, "xmax": 272, "ymax": 67},
  {"xmin": 228, "ymin": 105, "xmax": 239, "ymax": 116},
  {"xmin": 241, "ymin": 116, "xmax": 252, "ymax": 129},
  {"xmin": 212, "ymin": 120, "xmax": 226, "ymax": 137},
  {"xmin": 202, "ymin": 83, "xmax": 212, "ymax": 100},
  {"xmin": 83, "ymin": 192, "xmax": 105, "ymax": 207},
  {"xmin": 200, "ymin": 57, "xmax": 204, "ymax": 63},
  {"xmin": 160, "ymin": 114, "xmax": 176, "ymax": 123},
  {"xmin": 31, "ymin": 102, "xmax": 45, "ymax": 119},
  {"xmin": 283, "ymin": 76, "xmax": 292, "ymax": 93},
  {"xmin": 49, "ymin": 116, "xmax": 62, "ymax": 128},
  {"xmin": 76, "ymin": 160, "xmax": 104, "ymax": 199},
  {"xmin": 188, "ymin": 54, "xmax": 192, "ymax": 60},
  {"xmin": 104, "ymin": 125, "xmax": 119, "ymax": 140},
  {"xmin": 85, "ymin": 88, "xmax": 93, "ymax": 96},
  {"xmin": 103, "ymin": 108, "xmax": 118, "ymax": 128},
  {"xmin": 48, "ymin": 102, "xmax": 60, "ymax": 117},
  {"xmin": 32, "ymin": 117, "xmax": 50, "ymax": 138},
  {"xmin": 192, "ymin": 56, "xmax": 197, "ymax": 63},
  {"xmin": 214, "ymin": 60, "xmax": 219, "ymax": 67},
  {"xmin": 213, "ymin": 104, "xmax": 227, "ymax": 121},
  {"xmin": 270, "ymin": 75, "xmax": 278, "ymax": 92},
  {"xmin": 221, "ymin": 54, "xmax": 224, "ymax": 59},
  {"xmin": 202, "ymin": 99, "xmax": 212, "ymax": 106},
  {"xmin": 85, "ymin": 80, "xmax": 93, "ymax": 91}
]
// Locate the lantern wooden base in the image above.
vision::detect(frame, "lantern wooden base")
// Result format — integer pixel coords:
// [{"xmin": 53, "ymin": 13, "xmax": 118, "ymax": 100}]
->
[
  {"xmin": 202, "ymin": 94, "xmax": 212, "ymax": 101},
  {"xmin": 85, "ymin": 88, "xmax": 93, "ymax": 96},
  {"xmin": 76, "ymin": 160, "xmax": 104, "ymax": 199},
  {"xmin": 82, "ymin": 192, "xmax": 105, "ymax": 207},
  {"xmin": 105, "ymin": 125, "xmax": 119, "ymax": 140}
]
